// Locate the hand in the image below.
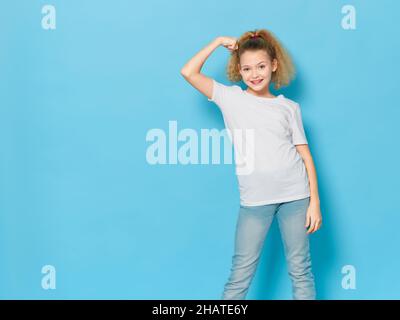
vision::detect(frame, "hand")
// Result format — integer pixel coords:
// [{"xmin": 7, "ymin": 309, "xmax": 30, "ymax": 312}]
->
[
  {"xmin": 218, "ymin": 36, "xmax": 238, "ymax": 53},
  {"xmin": 305, "ymin": 201, "xmax": 322, "ymax": 234}
]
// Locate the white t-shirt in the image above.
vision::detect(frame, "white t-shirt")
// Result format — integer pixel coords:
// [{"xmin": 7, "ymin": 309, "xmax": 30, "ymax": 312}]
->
[{"xmin": 208, "ymin": 79, "xmax": 310, "ymax": 206}]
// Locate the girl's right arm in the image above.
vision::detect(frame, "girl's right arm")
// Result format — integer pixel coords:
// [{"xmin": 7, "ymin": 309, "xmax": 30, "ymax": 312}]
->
[{"xmin": 180, "ymin": 36, "xmax": 237, "ymax": 100}]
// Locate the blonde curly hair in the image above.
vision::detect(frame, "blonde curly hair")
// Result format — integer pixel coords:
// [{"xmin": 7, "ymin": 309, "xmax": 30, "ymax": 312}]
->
[{"xmin": 227, "ymin": 29, "xmax": 295, "ymax": 90}]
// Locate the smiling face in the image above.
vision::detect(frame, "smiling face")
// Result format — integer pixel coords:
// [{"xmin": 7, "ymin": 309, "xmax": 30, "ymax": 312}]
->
[{"xmin": 237, "ymin": 49, "xmax": 278, "ymax": 94}]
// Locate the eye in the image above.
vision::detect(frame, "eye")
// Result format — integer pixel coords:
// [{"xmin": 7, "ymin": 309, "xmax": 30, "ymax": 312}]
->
[
  {"xmin": 258, "ymin": 65, "xmax": 266, "ymax": 69},
  {"xmin": 243, "ymin": 68, "xmax": 249, "ymax": 71}
]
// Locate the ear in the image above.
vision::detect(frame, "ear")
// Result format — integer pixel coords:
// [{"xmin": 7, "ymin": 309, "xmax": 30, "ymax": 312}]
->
[{"xmin": 272, "ymin": 58, "xmax": 278, "ymax": 72}]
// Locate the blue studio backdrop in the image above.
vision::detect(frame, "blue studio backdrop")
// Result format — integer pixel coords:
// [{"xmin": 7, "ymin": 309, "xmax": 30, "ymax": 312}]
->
[{"xmin": 1, "ymin": 0, "xmax": 399, "ymax": 299}]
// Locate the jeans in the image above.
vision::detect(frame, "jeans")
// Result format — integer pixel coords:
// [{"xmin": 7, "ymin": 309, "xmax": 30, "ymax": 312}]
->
[{"xmin": 221, "ymin": 196, "xmax": 316, "ymax": 300}]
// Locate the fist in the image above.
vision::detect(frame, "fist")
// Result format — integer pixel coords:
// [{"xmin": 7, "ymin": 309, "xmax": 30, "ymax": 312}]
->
[{"xmin": 218, "ymin": 36, "xmax": 238, "ymax": 52}]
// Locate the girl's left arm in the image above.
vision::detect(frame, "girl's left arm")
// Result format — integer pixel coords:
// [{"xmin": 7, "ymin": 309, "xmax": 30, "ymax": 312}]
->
[{"xmin": 296, "ymin": 144, "xmax": 322, "ymax": 234}]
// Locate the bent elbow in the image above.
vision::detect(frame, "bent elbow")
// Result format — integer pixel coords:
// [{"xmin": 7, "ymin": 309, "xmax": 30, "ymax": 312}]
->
[{"xmin": 180, "ymin": 68, "xmax": 190, "ymax": 79}]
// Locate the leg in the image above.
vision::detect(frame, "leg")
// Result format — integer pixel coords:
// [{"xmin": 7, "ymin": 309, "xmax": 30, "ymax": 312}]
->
[
  {"xmin": 276, "ymin": 197, "xmax": 316, "ymax": 300},
  {"xmin": 222, "ymin": 203, "xmax": 276, "ymax": 300}
]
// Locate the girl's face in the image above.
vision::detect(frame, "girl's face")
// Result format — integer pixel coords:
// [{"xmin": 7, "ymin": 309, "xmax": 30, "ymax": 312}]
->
[{"xmin": 238, "ymin": 50, "xmax": 277, "ymax": 92}]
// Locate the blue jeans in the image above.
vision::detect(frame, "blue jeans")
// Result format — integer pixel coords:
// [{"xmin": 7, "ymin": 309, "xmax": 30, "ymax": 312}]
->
[{"xmin": 221, "ymin": 197, "xmax": 316, "ymax": 300}]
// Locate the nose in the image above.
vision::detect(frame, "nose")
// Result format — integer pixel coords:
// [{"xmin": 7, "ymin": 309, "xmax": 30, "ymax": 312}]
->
[{"xmin": 251, "ymin": 69, "xmax": 259, "ymax": 79}]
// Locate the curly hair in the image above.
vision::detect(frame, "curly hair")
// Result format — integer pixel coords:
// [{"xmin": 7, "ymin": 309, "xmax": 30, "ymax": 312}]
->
[{"xmin": 227, "ymin": 29, "xmax": 295, "ymax": 90}]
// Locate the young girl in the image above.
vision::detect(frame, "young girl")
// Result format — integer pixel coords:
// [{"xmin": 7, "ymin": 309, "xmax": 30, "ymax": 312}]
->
[{"xmin": 180, "ymin": 29, "xmax": 322, "ymax": 300}]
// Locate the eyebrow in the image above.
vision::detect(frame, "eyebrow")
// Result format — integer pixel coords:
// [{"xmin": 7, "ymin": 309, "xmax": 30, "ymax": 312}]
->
[{"xmin": 241, "ymin": 61, "xmax": 267, "ymax": 68}]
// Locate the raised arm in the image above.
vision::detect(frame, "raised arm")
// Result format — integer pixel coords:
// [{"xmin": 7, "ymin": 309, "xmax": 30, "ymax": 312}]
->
[{"xmin": 180, "ymin": 36, "xmax": 237, "ymax": 100}]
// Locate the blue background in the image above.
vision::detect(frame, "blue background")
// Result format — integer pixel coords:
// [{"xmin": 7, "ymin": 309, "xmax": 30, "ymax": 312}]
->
[{"xmin": 1, "ymin": 0, "xmax": 399, "ymax": 299}]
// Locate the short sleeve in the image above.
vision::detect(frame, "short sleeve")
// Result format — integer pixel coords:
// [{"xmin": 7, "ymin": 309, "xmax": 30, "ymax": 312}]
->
[
  {"xmin": 207, "ymin": 79, "xmax": 228, "ymax": 108},
  {"xmin": 291, "ymin": 103, "xmax": 308, "ymax": 145}
]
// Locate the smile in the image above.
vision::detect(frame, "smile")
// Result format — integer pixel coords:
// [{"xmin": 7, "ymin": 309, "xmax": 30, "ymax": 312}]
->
[{"xmin": 250, "ymin": 79, "xmax": 263, "ymax": 85}]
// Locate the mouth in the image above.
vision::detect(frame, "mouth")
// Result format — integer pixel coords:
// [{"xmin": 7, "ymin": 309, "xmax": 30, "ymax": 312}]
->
[{"xmin": 250, "ymin": 79, "xmax": 264, "ymax": 85}]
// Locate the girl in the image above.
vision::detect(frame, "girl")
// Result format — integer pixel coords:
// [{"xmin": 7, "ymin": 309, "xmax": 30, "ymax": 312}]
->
[{"xmin": 180, "ymin": 29, "xmax": 322, "ymax": 300}]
